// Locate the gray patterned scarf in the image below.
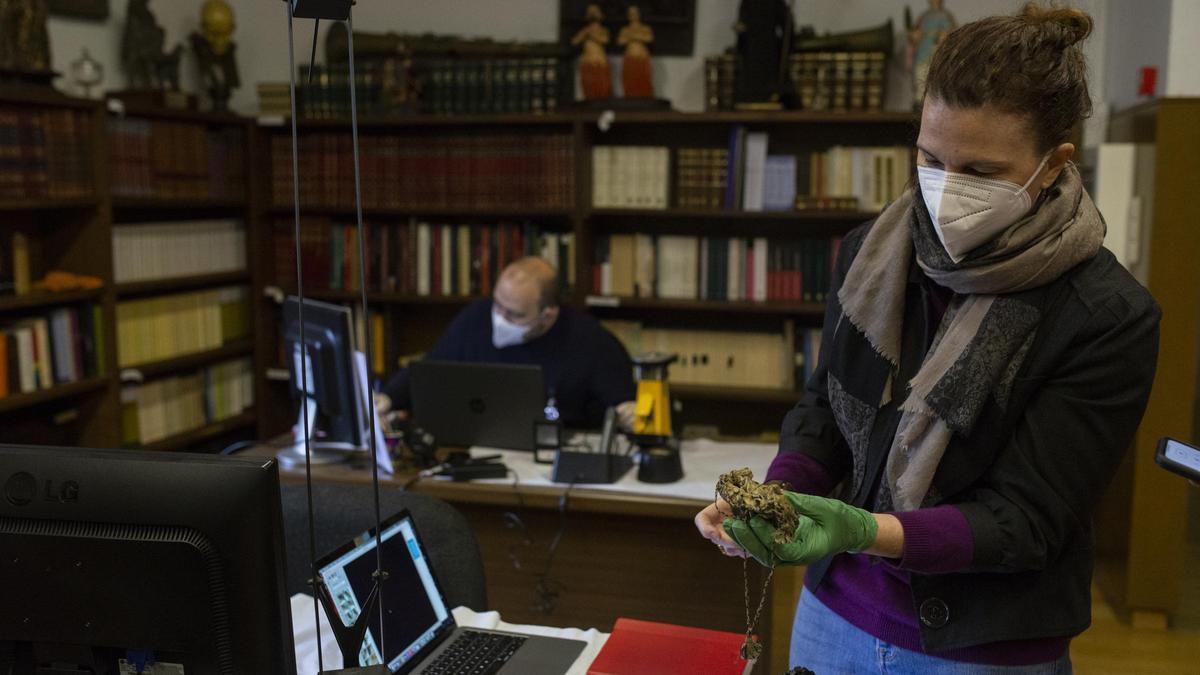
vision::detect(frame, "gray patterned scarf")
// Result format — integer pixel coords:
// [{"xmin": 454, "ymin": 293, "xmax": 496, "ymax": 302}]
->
[{"xmin": 835, "ymin": 164, "xmax": 1104, "ymax": 511}]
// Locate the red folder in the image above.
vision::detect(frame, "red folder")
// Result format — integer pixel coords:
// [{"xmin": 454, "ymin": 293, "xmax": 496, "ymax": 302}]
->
[{"xmin": 588, "ymin": 618, "xmax": 753, "ymax": 675}]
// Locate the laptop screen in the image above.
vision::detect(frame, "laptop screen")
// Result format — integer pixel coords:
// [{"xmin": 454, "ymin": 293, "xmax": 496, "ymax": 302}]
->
[{"xmin": 317, "ymin": 515, "xmax": 453, "ymax": 672}]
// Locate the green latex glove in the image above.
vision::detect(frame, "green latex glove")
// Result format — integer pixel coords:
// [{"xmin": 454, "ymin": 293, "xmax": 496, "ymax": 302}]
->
[{"xmin": 723, "ymin": 492, "xmax": 879, "ymax": 567}]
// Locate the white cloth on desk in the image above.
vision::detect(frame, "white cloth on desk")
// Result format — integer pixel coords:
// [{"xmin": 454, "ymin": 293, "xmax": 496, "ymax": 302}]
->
[
  {"xmin": 290, "ymin": 593, "xmax": 609, "ymax": 675},
  {"xmin": 456, "ymin": 437, "xmax": 777, "ymax": 502}
]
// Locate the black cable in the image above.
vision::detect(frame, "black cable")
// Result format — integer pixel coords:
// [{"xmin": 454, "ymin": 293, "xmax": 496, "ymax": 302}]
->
[
  {"xmin": 219, "ymin": 438, "xmax": 294, "ymax": 456},
  {"xmin": 285, "ymin": 3, "xmax": 322, "ymax": 670},
  {"xmin": 533, "ymin": 477, "xmax": 575, "ymax": 614}
]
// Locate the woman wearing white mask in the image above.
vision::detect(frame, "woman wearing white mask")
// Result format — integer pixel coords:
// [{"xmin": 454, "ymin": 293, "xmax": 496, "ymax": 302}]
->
[{"xmin": 696, "ymin": 4, "xmax": 1160, "ymax": 673}]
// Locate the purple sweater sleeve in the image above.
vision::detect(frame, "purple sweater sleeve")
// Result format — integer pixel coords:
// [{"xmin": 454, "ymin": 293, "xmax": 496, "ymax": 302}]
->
[
  {"xmin": 764, "ymin": 452, "xmax": 838, "ymax": 496},
  {"xmin": 888, "ymin": 505, "xmax": 974, "ymax": 574}
]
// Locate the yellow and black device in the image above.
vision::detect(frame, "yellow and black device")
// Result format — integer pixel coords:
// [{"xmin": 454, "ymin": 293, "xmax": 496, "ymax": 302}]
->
[{"xmin": 631, "ymin": 352, "xmax": 683, "ymax": 483}]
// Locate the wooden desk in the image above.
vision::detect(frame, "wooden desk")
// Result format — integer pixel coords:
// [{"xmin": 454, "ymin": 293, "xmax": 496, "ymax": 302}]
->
[{"xmin": 247, "ymin": 442, "xmax": 800, "ymax": 673}]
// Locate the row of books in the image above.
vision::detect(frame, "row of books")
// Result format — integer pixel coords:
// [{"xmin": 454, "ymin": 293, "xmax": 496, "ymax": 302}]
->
[
  {"xmin": 0, "ymin": 304, "xmax": 105, "ymax": 398},
  {"xmin": 602, "ymin": 320, "xmax": 801, "ymax": 390},
  {"xmin": 107, "ymin": 117, "xmax": 246, "ymax": 200},
  {"xmin": 592, "ymin": 136, "xmax": 909, "ymax": 213},
  {"xmin": 417, "ymin": 57, "xmax": 569, "ymax": 116},
  {"xmin": 294, "ymin": 62, "xmax": 394, "ymax": 119},
  {"xmin": 113, "ymin": 220, "xmax": 246, "ymax": 284},
  {"xmin": 592, "ymin": 146, "xmax": 670, "ymax": 209},
  {"xmin": 791, "ymin": 51, "xmax": 888, "ymax": 113},
  {"xmin": 0, "ymin": 105, "xmax": 93, "ymax": 200},
  {"xmin": 0, "ymin": 232, "xmax": 31, "ymax": 296},
  {"xmin": 590, "ymin": 234, "xmax": 839, "ymax": 303},
  {"xmin": 604, "ymin": 320, "xmax": 824, "ymax": 391},
  {"xmin": 120, "ymin": 357, "xmax": 253, "ymax": 446},
  {"xmin": 115, "ymin": 287, "xmax": 249, "ymax": 368},
  {"xmin": 269, "ymin": 132, "xmax": 575, "ymax": 210},
  {"xmin": 273, "ymin": 218, "xmax": 575, "ymax": 297},
  {"xmin": 704, "ymin": 51, "xmax": 888, "ymax": 113}
]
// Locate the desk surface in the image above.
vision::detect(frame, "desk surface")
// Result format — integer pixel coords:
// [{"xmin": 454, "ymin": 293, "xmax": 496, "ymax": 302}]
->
[
  {"xmin": 292, "ymin": 594, "xmax": 610, "ymax": 675},
  {"xmin": 250, "ymin": 437, "xmax": 776, "ymax": 520}
]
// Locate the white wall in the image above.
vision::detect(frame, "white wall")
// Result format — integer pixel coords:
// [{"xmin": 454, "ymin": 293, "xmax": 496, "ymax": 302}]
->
[
  {"xmin": 1166, "ymin": 0, "xmax": 1200, "ymax": 97},
  {"xmin": 1103, "ymin": 0, "xmax": 1173, "ymax": 111},
  {"xmin": 48, "ymin": 0, "xmax": 1112, "ymax": 135}
]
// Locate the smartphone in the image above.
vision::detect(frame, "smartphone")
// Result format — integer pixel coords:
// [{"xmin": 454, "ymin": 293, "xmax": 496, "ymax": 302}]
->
[{"xmin": 1155, "ymin": 437, "xmax": 1200, "ymax": 481}]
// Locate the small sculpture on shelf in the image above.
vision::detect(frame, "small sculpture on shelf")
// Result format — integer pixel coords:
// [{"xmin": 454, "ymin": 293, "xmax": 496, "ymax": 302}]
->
[
  {"xmin": 618, "ymin": 5, "xmax": 654, "ymax": 98},
  {"xmin": 119, "ymin": 0, "xmax": 184, "ymax": 100},
  {"xmin": 571, "ymin": 3, "xmax": 611, "ymax": 99},
  {"xmin": 69, "ymin": 47, "xmax": 104, "ymax": 97},
  {"xmin": 732, "ymin": 0, "xmax": 792, "ymax": 109},
  {"xmin": 0, "ymin": 0, "xmax": 54, "ymax": 85},
  {"xmin": 906, "ymin": 0, "xmax": 956, "ymax": 107},
  {"xmin": 190, "ymin": 0, "xmax": 240, "ymax": 112}
]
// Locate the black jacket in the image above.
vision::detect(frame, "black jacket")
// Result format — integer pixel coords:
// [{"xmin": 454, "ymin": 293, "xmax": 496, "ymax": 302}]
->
[{"xmin": 781, "ymin": 222, "xmax": 1161, "ymax": 652}]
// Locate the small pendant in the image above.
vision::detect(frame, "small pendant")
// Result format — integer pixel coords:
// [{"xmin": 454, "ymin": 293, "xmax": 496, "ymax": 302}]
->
[{"xmin": 739, "ymin": 636, "xmax": 762, "ymax": 661}]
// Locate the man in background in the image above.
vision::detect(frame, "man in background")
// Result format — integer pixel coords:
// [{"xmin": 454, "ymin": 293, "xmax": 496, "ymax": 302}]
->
[{"xmin": 378, "ymin": 257, "xmax": 636, "ymax": 430}]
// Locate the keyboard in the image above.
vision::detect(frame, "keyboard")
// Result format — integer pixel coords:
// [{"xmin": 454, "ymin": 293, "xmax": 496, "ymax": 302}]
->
[{"xmin": 422, "ymin": 630, "xmax": 527, "ymax": 675}]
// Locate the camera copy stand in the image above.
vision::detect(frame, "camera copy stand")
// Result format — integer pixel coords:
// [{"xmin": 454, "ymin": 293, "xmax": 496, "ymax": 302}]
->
[{"xmin": 286, "ymin": 2, "xmax": 389, "ymax": 673}]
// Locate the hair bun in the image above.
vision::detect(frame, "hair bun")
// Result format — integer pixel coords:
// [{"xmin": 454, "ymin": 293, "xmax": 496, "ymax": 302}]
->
[{"xmin": 1020, "ymin": 3, "xmax": 1093, "ymax": 48}]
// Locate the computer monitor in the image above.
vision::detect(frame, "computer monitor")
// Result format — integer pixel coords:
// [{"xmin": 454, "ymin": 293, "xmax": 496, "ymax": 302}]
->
[
  {"xmin": 0, "ymin": 444, "xmax": 295, "ymax": 674},
  {"xmin": 280, "ymin": 295, "xmax": 369, "ymax": 466}
]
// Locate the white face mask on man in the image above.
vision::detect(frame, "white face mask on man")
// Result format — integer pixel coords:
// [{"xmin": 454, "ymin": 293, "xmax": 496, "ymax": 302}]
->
[
  {"xmin": 491, "ymin": 308, "xmax": 531, "ymax": 349},
  {"xmin": 917, "ymin": 154, "xmax": 1050, "ymax": 263}
]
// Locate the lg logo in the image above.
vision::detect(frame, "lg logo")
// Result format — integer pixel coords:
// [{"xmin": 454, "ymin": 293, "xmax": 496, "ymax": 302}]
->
[{"xmin": 4, "ymin": 472, "xmax": 79, "ymax": 506}]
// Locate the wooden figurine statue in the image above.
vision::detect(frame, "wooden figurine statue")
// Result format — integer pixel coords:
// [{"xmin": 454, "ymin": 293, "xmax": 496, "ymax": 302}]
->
[
  {"xmin": 0, "ymin": 0, "xmax": 52, "ymax": 75},
  {"xmin": 571, "ymin": 3, "xmax": 611, "ymax": 99},
  {"xmin": 121, "ymin": 0, "xmax": 182, "ymax": 91},
  {"xmin": 906, "ymin": 0, "xmax": 956, "ymax": 107},
  {"xmin": 190, "ymin": 0, "xmax": 241, "ymax": 112},
  {"xmin": 618, "ymin": 5, "xmax": 654, "ymax": 98}
]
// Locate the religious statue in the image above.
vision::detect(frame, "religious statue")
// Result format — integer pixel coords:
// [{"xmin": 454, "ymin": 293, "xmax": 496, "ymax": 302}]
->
[
  {"xmin": 732, "ymin": 0, "xmax": 793, "ymax": 108},
  {"xmin": 571, "ymin": 3, "xmax": 611, "ymax": 100},
  {"xmin": 906, "ymin": 0, "xmax": 956, "ymax": 107},
  {"xmin": 617, "ymin": 5, "xmax": 654, "ymax": 98},
  {"xmin": 0, "ymin": 0, "xmax": 52, "ymax": 77},
  {"xmin": 190, "ymin": 0, "xmax": 240, "ymax": 112},
  {"xmin": 121, "ymin": 0, "xmax": 182, "ymax": 91}
]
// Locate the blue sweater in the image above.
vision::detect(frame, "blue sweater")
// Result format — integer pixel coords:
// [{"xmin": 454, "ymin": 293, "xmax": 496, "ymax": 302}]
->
[{"xmin": 382, "ymin": 300, "xmax": 635, "ymax": 428}]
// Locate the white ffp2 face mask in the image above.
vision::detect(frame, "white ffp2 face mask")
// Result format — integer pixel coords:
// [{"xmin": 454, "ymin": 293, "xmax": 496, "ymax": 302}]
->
[
  {"xmin": 491, "ymin": 308, "xmax": 530, "ymax": 349},
  {"xmin": 917, "ymin": 154, "xmax": 1050, "ymax": 263}
]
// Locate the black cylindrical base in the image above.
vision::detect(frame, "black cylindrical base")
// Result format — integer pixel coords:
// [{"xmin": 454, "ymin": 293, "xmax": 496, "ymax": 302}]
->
[{"xmin": 637, "ymin": 445, "xmax": 683, "ymax": 483}]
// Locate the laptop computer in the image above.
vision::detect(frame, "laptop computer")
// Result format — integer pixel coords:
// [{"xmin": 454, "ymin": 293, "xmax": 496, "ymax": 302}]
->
[
  {"xmin": 409, "ymin": 361, "xmax": 545, "ymax": 451},
  {"xmin": 315, "ymin": 509, "xmax": 586, "ymax": 674}
]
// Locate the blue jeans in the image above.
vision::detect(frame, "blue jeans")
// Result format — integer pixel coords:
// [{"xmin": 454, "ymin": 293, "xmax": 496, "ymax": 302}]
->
[{"xmin": 789, "ymin": 589, "xmax": 1073, "ymax": 675}]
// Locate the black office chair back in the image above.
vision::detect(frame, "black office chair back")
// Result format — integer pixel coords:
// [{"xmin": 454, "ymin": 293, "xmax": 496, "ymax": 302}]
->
[{"xmin": 280, "ymin": 483, "xmax": 488, "ymax": 612}]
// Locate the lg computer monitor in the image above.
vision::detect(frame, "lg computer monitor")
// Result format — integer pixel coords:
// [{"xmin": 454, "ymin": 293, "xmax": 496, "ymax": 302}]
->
[
  {"xmin": 281, "ymin": 295, "xmax": 369, "ymax": 466},
  {"xmin": 0, "ymin": 444, "xmax": 295, "ymax": 674}
]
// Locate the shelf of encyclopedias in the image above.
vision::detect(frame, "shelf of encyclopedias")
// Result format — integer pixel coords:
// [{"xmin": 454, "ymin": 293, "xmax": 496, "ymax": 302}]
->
[{"xmin": 251, "ymin": 107, "xmax": 917, "ymax": 437}]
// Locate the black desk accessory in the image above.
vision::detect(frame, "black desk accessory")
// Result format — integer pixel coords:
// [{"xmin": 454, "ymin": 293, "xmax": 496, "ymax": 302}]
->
[{"xmin": 551, "ymin": 407, "xmax": 633, "ymax": 484}]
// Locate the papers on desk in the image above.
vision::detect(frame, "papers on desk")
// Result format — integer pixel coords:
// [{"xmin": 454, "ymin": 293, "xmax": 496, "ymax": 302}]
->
[
  {"xmin": 459, "ymin": 438, "xmax": 777, "ymax": 502},
  {"xmin": 290, "ymin": 594, "xmax": 608, "ymax": 675}
]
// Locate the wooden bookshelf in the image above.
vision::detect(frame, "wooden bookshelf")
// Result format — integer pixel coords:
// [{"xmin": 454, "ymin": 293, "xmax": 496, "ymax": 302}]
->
[
  {"xmin": 115, "ymin": 271, "xmax": 251, "ymax": 298},
  {"xmin": 0, "ymin": 289, "xmax": 105, "ymax": 312},
  {"xmin": 0, "ymin": 92, "xmax": 118, "ymax": 446},
  {"xmin": 112, "ymin": 196, "xmax": 247, "ymax": 211},
  {"xmin": 0, "ymin": 196, "xmax": 99, "ymax": 211},
  {"xmin": 106, "ymin": 108, "xmax": 259, "ymax": 451},
  {"xmin": 306, "ymin": 289, "xmax": 477, "ymax": 306},
  {"xmin": 584, "ymin": 295, "xmax": 824, "ymax": 317},
  {"xmin": 670, "ymin": 383, "xmax": 800, "ymax": 404},
  {"xmin": 0, "ymin": 377, "xmax": 111, "ymax": 415},
  {"xmin": 121, "ymin": 338, "xmax": 255, "ymax": 380},
  {"xmin": 138, "ymin": 410, "xmax": 257, "ymax": 453},
  {"xmin": 587, "ymin": 207, "xmax": 877, "ymax": 221},
  {"xmin": 267, "ymin": 205, "xmax": 573, "ymax": 219}
]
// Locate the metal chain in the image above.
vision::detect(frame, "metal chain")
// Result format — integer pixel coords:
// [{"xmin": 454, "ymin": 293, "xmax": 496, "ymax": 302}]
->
[{"xmin": 741, "ymin": 558, "xmax": 774, "ymax": 659}]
